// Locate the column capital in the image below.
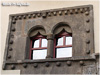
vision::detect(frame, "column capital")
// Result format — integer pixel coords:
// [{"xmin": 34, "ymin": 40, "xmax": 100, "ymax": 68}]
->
[{"xmin": 47, "ymin": 34, "xmax": 54, "ymax": 40}]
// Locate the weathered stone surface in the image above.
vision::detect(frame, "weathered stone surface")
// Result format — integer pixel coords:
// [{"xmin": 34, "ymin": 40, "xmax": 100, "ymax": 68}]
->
[
  {"xmin": 83, "ymin": 65, "xmax": 97, "ymax": 74},
  {"xmin": 3, "ymin": 5, "xmax": 99, "ymax": 74}
]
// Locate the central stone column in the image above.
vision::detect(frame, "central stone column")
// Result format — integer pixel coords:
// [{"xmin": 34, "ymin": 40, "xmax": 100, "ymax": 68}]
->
[{"xmin": 46, "ymin": 34, "xmax": 54, "ymax": 58}]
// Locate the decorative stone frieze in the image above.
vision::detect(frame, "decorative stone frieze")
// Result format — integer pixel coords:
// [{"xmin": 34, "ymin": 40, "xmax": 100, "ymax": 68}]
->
[{"xmin": 3, "ymin": 5, "xmax": 98, "ymax": 74}]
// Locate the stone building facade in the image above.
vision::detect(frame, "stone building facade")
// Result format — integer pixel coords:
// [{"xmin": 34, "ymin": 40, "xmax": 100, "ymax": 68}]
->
[{"xmin": 2, "ymin": 5, "xmax": 99, "ymax": 74}]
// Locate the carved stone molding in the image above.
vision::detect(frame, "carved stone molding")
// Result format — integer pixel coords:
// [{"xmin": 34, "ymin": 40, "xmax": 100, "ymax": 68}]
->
[{"xmin": 3, "ymin": 5, "xmax": 98, "ymax": 74}]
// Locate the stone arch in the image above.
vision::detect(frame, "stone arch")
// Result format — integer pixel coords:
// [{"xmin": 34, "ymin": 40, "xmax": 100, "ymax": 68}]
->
[
  {"xmin": 28, "ymin": 25, "xmax": 46, "ymax": 37},
  {"xmin": 52, "ymin": 22, "xmax": 72, "ymax": 35}
]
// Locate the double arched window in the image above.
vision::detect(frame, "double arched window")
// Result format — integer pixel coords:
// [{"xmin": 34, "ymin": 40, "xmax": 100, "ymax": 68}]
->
[{"xmin": 28, "ymin": 23, "xmax": 72, "ymax": 60}]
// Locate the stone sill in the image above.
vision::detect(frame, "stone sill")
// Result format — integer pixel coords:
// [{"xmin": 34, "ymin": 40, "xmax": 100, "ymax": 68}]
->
[{"xmin": 5, "ymin": 55, "xmax": 96, "ymax": 64}]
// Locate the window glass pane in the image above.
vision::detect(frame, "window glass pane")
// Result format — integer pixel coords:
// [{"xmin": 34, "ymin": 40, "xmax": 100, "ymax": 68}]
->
[
  {"xmin": 66, "ymin": 36, "xmax": 72, "ymax": 45},
  {"xmin": 41, "ymin": 39, "xmax": 47, "ymax": 47},
  {"xmin": 32, "ymin": 49, "xmax": 47, "ymax": 60},
  {"xmin": 57, "ymin": 37, "xmax": 63, "ymax": 46},
  {"xmin": 56, "ymin": 47, "xmax": 72, "ymax": 58},
  {"xmin": 33, "ymin": 39, "xmax": 39, "ymax": 48}
]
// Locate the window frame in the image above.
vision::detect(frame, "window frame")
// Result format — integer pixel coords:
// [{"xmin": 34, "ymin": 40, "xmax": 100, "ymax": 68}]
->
[
  {"xmin": 53, "ymin": 31, "xmax": 72, "ymax": 58},
  {"xmin": 29, "ymin": 35, "xmax": 47, "ymax": 59}
]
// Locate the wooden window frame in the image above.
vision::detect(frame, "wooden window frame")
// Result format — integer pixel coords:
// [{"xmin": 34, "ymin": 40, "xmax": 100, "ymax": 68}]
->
[
  {"xmin": 29, "ymin": 35, "xmax": 47, "ymax": 59},
  {"xmin": 53, "ymin": 31, "xmax": 72, "ymax": 58}
]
